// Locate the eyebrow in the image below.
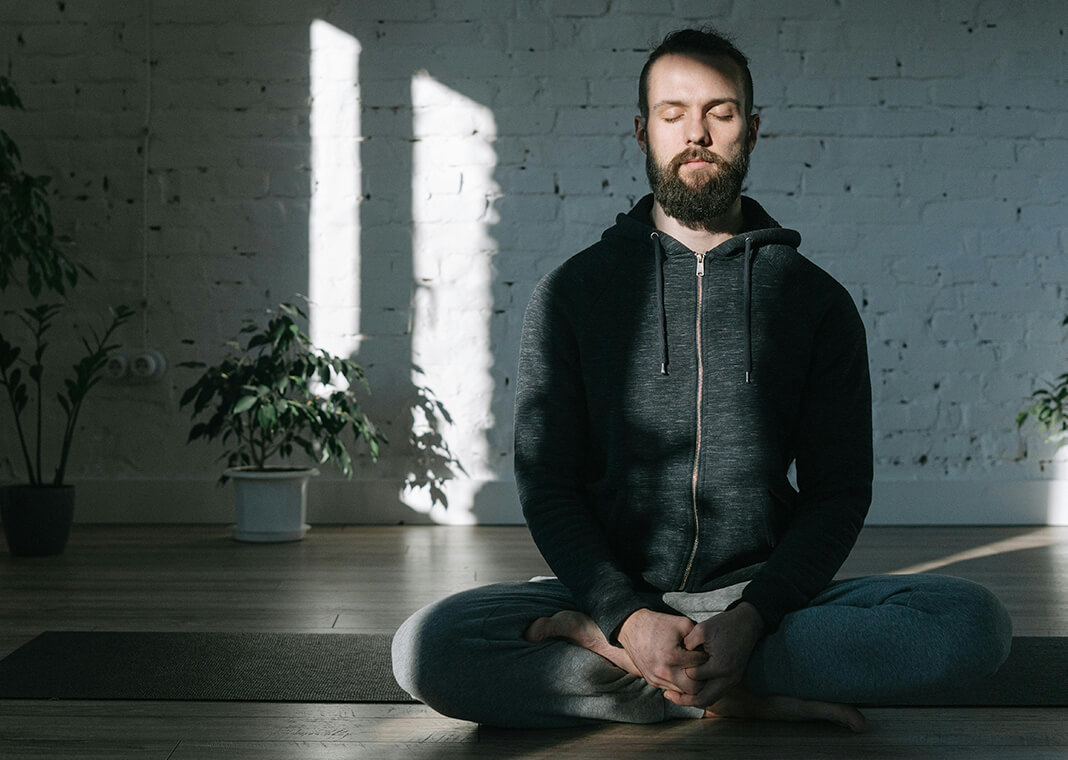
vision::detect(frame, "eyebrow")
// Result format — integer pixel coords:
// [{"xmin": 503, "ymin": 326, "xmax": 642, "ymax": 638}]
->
[{"xmin": 651, "ymin": 97, "xmax": 740, "ymax": 111}]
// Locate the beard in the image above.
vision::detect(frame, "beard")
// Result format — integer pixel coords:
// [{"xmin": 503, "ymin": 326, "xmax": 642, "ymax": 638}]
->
[{"xmin": 645, "ymin": 143, "xmax": 750, "ymax": 230}]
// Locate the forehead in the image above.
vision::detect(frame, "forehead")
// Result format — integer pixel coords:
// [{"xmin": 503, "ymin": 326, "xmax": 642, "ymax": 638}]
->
[{"xmin": 646, "ymin": 53, "xmax": 745, "ymax": 107}]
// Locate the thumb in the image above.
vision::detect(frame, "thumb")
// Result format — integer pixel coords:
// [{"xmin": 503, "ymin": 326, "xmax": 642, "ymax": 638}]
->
[{"xmin": 682, "ymin": 620, "xmax": 707, "ymax": 652}]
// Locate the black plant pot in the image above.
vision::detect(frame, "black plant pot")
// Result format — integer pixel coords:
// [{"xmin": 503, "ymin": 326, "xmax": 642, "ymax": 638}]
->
[{"xmin": 1, "ymin": 485, "xmax": 75, "ymax": 557}]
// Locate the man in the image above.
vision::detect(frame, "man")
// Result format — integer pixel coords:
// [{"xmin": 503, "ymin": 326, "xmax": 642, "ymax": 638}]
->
[{"xmin": 392, "ymin": 28, "xmax": 1011, "ymax": 731}]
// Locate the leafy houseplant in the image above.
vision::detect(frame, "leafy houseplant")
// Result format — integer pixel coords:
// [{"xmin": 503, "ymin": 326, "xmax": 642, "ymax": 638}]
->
[
  {"xmin": 0, "ymin": 75, "xmax": 133, "ymax": 556},
  {"xmin": 180, "ymin": 302, "xmax": 385, "ymax": 541},
  {"xmin": 1017, "ymin": 315, "xmax": 1068, "ymax": 447},
  {"xmin": 0, "ymin": 303, "xmax": 134, "ymax": 487},
  {"xmin": 0, "ymin": 76, "xmax": 83, "ymax": 298}
]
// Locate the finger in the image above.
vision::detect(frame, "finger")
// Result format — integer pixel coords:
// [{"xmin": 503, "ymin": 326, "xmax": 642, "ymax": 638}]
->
[
  {"xmin": 694, "ymin": 677, "xmax": 732, "ymax": 707},
  {"xmin": 688, "ymin": 660, "xmax": 736, "ymax": 681},
  {"xmin": 666, "ymin": 668, "xmax": 702, "ymax": 695},
  {"xmin": 670, "ymin": 647, "xmax": 708, "ymax": 669},
  {"xmin": 646, "ymin": 665, "xmax": 701, "ymax": 695},
  {"xmin": 639, "ymin": 664, "xmax": 695, "ymax": 694},
  {"xmin": 682, "ymin": 624, "xmax": 707, "ymax": 651},
  {"xmin": 669, "ymin": 677, "xmax": 731, "ymax": 708}
]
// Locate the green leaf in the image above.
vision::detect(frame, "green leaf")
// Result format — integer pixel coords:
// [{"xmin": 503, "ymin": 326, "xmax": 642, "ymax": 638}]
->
[
  {"xmin": 233, "ymin": 395, "xmax": 258, "ymax": 413},
  {"xmin": 256, "ymin": 403, "xmax": 277, "ymax": 429}
]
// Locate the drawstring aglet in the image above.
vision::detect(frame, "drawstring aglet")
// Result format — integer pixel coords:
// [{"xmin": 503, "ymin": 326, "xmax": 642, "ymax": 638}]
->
[
  {"xmin": 661, "ymin": 363, "xmax": 669, "ymax": 376},
  {"xmin": 745, "ymin": 370, "xmax": 751, "ymax": 384}
]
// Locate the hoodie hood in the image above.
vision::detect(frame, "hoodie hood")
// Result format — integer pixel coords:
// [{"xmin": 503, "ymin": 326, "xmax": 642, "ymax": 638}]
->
[
  {"xmin": 603, "ymin": 194, "xmax": 802, "ymax": 253},
  {"xmin": 602, "ymin": 194, "xmax": 802, "ymax": 381}
]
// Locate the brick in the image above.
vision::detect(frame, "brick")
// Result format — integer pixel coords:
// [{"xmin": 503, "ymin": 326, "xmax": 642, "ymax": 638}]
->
[
  {"xmin": 554, "ymin": 106, "xmax": 634, "ymax": 136},
  {"xmin": 780, "ymin": 19, "xmax": 848, "ymax": 52},
  {"xmin": 589, "ymin": 77, "xmax": 637, "ymax": 107},
  {"xmin": 0, "ymin": 0, "xmax": 1061, "ymax": 501},
  {"xmin": 546, "ymin": 0, "xmax": 609, "ymax": 17}
]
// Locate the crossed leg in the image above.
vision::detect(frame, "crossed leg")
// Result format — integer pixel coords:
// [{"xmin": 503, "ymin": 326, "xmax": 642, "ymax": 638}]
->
[
  {"xmin": 393, "ymin": 573, "xmax": 1010, "ymax": 729},
  {"xmin": 523, "ymin": 609, "xmax": 868, "ymax": 732}
]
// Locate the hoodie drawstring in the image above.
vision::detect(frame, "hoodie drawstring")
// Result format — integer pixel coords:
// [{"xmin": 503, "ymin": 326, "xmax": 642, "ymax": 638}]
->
[
  {"xmin": 743, "ymin": 237, "xmax": 754, "ymax": 384},
  {"xmin": 652, "ymin": 232, "xmax": 669, "ymax": 375},
  {"xmin": 652, "ymin": 232, "xmax": 755, "ymax": 382}
]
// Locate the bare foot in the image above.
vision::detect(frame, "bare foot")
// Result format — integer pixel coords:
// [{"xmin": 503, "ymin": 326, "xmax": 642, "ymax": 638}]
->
[
  {"xmin": 523, "ymin": 610, "xmax": 641, "ymax": 676},
  {"xmin": 706, "ymin": 686, "xmax": 868, "ymax": 733}
]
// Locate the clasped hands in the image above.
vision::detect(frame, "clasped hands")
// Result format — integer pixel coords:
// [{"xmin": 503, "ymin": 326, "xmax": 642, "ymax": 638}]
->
[{"xmin": 616, "ymin": 603, "xmax": 765, "ymax": 708}]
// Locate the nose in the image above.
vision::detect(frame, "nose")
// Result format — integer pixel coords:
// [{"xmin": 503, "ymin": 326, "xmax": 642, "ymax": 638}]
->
[{"xmin": 685, "ymin": 113, "xmax": 711, "ymax": 146}]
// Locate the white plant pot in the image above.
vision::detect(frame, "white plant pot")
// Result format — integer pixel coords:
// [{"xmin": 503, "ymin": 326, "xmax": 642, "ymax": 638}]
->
[{"xmin": 226, "ymin": 467, "xmax": 319, "ymax": 542}]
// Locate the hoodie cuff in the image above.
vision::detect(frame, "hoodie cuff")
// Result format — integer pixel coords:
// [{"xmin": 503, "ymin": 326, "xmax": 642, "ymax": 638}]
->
[
  {"xmin": 590, "ymin": 588, "xmax": 676, "ymax": 647},
  {"xmin": 738, "ymin": 577, "xmax": 807, "ymax": 634}
]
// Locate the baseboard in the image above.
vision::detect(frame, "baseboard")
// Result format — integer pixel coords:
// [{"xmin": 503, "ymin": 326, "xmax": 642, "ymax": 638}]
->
[
  {"xmin": 868, "ymin": 480, "xmax": 1068, "ymax": 525},
  {"xmin": 19, "ymin": 478, "xmax": 1068, "ymax": 526},
  {"xmin": 63, "ymin": 477, "xmax": 525, "ymax": 525}
]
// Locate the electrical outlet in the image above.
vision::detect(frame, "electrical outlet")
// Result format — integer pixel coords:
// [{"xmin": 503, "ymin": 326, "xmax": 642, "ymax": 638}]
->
[
  {"xmin": 131, "ymin": 350, "xmax": 167, "ymax": 381},
  {"xmin": 107, "ymin": 349, "xmax": 167, "ymax": 384}
]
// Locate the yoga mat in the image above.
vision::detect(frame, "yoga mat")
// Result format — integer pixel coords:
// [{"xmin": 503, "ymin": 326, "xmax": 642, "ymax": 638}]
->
[
  {"xmin": 879, "ymin": 636, "xmax": 1068, "ymax": 707},
  {"xmin": 0, "ymin": 632, "xmax": 1061, "ymax": 706},
  {"xmin": 0, "ymin": 631, "xmax": 417, "ymax": 703}
]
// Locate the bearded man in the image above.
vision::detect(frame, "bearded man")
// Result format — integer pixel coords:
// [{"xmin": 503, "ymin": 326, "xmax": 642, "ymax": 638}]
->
[{"xmin": 392, "ymin": 27, "xmax": 1011, "ymax": 731}]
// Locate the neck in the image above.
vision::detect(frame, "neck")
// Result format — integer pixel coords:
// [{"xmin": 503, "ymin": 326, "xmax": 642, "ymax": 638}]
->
[{"xmin": 651, "ymin": 195, "xmax": 744, "ymax": 252}]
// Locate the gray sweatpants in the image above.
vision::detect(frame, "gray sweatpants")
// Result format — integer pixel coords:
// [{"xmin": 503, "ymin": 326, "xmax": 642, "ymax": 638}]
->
[{"xmin": 391, "ymin": 573, "xmax": 1012, "ymax": 727}]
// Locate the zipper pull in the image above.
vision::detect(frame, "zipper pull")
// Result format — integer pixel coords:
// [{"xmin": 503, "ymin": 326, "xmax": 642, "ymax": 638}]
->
[{"xmin": 695, "ymin": 252, "xmax": 706, "ymax": 277}]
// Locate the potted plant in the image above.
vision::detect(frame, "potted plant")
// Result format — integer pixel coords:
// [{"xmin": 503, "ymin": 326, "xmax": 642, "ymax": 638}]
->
[
  {"xmin": 179, "ymin": 302, "xmax": 385, "ymax": 542},
  {"xmin": 0, "ymin": 75, "xmax": 133, "ymax": 556},
  {"xmin": 1017, "ymin": 315, "xmax": 1068, "ymax": 448}
]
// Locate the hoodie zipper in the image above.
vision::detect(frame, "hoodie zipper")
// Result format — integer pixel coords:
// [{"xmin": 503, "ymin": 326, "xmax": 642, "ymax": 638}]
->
[{"xmin": 679, "ymin": 251, "xmax": 706, "ymax": 590}]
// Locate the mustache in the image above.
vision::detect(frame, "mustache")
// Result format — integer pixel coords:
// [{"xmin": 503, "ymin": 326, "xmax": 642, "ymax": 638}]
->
[{"xmin": 668, "ymin": 147, "xmax": 725, "ymax": 172}]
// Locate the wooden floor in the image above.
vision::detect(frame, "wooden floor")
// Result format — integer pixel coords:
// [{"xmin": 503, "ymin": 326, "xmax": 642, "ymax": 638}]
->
[{"xmin": 0, "ymin": 523, "xmax": 1066, "ymax": 759}]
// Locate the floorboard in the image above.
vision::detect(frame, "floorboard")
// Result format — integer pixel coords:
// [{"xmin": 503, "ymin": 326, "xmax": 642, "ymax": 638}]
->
[{"xmin": 0, "ymin": 524, "xmax": 1065, "ymax": 758}]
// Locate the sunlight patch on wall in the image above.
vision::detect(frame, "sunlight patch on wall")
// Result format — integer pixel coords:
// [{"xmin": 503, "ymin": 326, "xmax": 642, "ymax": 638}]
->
[
  {"xmin": 1049, "ymin": 459, "xmax": 1068, "ymax": 525},
  {"xmin": 408, "ymin": 71, "xmax": 499, "ymax": 524},
  {"xmin": 308, "ymin": 20, "xmax": 361, "ymax": 358}
]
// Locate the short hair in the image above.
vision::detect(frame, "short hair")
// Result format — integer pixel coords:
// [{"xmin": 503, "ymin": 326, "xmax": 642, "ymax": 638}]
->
[{"xmin": 638, "ymin": 28, "xmax": 754, "ymax": 119}]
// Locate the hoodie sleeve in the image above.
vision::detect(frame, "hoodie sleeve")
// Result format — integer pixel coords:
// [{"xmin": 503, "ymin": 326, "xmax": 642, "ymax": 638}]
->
[
  {"xmin": 514, "ymin": 270, "xmax": 657, "ymax": 642},
  {"xmin": 739, "ymin": 289, "xmax": 873, "ymax": 632}
]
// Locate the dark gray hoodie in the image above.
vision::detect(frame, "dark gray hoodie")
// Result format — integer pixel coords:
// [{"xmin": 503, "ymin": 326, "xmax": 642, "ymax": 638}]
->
[{"xmin": 514, "ymin": 194, "xmax": 873, "ymax": 640}]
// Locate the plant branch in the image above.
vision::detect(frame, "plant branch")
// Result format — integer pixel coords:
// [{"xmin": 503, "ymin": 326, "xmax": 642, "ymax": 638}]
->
[
  {"xmin": 53, "ymin": 306, "xmax": 132, "ymax": 485},
  {"xmin": 0, "ymin": 348, "xmax": 37, "ymax": 484}
]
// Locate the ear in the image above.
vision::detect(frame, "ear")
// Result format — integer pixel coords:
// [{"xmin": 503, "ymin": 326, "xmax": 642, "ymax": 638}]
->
[
  {"xmin": 634, "ymin": 115, "xmax": 648, "ymax": 154},
  {"xmin": 746, "ymin": 113, "xmax": 760, "ymax": 153}
]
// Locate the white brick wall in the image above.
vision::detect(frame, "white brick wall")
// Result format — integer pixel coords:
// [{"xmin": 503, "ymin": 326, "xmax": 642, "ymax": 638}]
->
[{"xmin": 0, "ymin": 0, "xmax": 1065, "ymax": 524}]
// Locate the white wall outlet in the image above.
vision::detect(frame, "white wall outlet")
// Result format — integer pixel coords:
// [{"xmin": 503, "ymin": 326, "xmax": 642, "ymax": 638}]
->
[
  {"xmin": 107, "ymin": 349, "xmax": 167, "ymax": 384},
  {"xmin": 130, "ymin": 350, "xmax": 167, "ymax": 381},
  {"xmin": 105, "ymin": 353, "xmax": 129, "ymax": 379}
]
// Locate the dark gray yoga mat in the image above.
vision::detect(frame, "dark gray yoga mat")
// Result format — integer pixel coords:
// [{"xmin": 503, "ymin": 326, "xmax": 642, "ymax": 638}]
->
[
  {"xmin": 0, "ymin": 631, "xmax": 416, "ymax": 702},
  {"xmin": 878, "ymin": 635, "xmax": 1068, "ymax": 707},
  {"xmin": 0, "ymin": 632, "xmax": 1061, "ymax": 705}
]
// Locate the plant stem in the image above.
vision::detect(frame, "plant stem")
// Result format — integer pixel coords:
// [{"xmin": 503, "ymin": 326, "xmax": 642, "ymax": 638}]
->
[
  {"xmin": 242, "ymin": 413, "xmax": 259, "ymax": 469},
  {"xmin": 256, "ymin": 423, "xmax": 268, "ymax": 469},
  {"xmin": 0, "ymin": 362, "xmax": 37, "ymax": 485},
  {"xmin": 54, "ymin": 395, "xmax": 79, "ymax": 485},
  {"xmin": 32, "ymin": 315, "xmax": 44, "ymax": 484},
  {"xmin": 33, "ymin": 344, "xmax": 43, "ymax": 486},
  {"xmin": 54, "ymin": 313, "xmax": 128, "ymax": 485}
]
